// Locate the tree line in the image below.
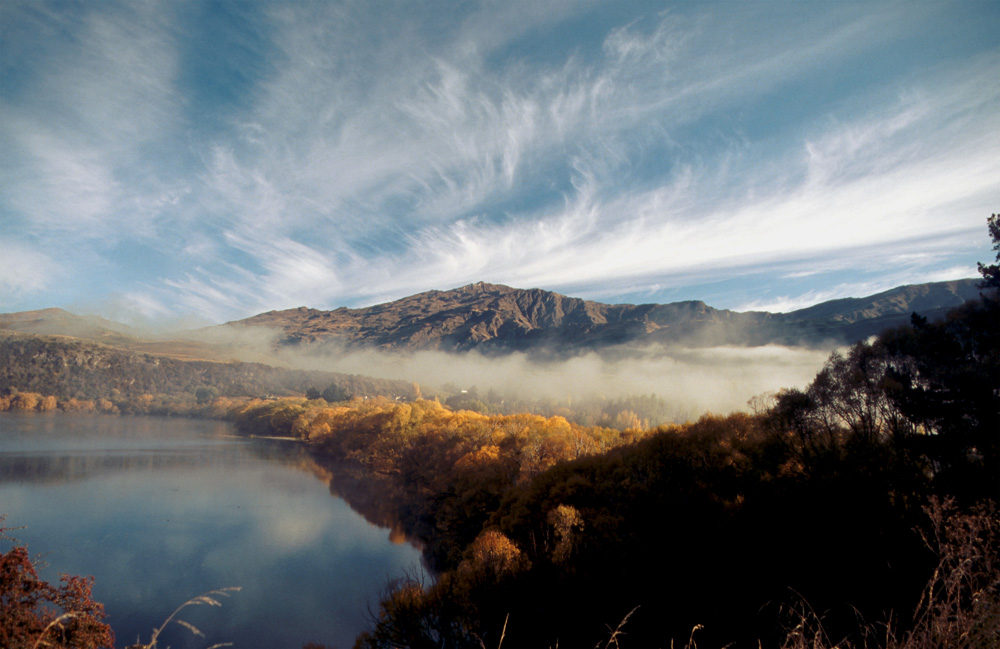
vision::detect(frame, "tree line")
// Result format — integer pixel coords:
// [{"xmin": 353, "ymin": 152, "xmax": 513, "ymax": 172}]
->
[{"xmin": 443, "ymin": 388, "xmax": 675, "ymax": 431}]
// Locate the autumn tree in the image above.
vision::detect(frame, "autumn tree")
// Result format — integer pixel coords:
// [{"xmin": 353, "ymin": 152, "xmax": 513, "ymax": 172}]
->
[
  {"xmin": 1, "ymin": 530, "xmax": 114, "ymax": 649},
  {"xmin": 547, "ymin": 504, "xmax": 584, "ymax": 565},
  {"xmin": 10, "ymin": 392, "xmax": 40, "ymax": 411}
]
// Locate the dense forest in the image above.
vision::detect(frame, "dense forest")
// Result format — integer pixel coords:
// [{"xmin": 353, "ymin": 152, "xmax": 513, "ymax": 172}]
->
[{"xmin": 2, "ymin": 218, "xmax": 998, "ymax": 648}]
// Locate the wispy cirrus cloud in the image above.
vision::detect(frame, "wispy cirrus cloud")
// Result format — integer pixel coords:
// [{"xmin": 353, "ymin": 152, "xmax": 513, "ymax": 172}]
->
[
  {"xmin": 2, "ymin": 1, "xmax": 997, "ymax": 321},
  {"xmin": 3, "ymin": 1, "xmax": 181, "ymax": 235},
  {"xmin": 353, "ymin": 55, "xmax": 997, "ymax": 293}
]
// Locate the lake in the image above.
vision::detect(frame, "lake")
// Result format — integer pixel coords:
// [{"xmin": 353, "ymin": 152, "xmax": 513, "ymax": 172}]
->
[{"xmin": 0, "ymin": 413, "xmax": 428, "ymax": 649}]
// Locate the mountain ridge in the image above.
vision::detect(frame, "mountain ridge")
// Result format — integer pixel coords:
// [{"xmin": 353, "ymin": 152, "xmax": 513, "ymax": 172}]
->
[
  {"xmin": 231, "ymin": 278, "xmax": 982, "ymax": 354},
  {"xmin": 1, "ymin": 279, "xmax": 981, "ymax": 358}
]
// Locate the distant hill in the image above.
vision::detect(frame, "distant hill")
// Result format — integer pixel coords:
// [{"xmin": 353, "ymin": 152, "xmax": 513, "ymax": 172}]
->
[
  {"xmin": 777, "ymin": 280, "xmax": 981, "ymax": 342},
  {"xmin": 0, "ymin": 308, "xmax": 141, "ymax": 345},
  {"xmin": 0, "ymin": 331, "xmax": 415, "ymax": 402},
  {"xmin": 0, "ymin": 308, "xmax": 283, "ymax": 364},
  {"xmin": 232, "ymin": 279, "xmax": 982, "ymax": 354},
  {"xmin": 0, "ymin": 309, "xmax": 416, "ymax": 401}
]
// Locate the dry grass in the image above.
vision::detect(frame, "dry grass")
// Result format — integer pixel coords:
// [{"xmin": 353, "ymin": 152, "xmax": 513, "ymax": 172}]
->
[
  {"xmin": 124, "ymin": 587, "xmax": 241, "ymax": 649},
  {"xmin": 31, "ymin": 613, "xmax": 79, "ymax": 649},
  {"xmin": 900, "ymin": 497, "xmax": 999, "ymax": 649},
  {"xmin": 558, "ymin": 497, "xmax": 998, "ymax": 649},
  {"xmin": 599, "ymin": 606, "xmax": 641, "ymax": 649},
  {"xmin": 774, "ymin": 497, "xmax": 999, "ymax": 649}
]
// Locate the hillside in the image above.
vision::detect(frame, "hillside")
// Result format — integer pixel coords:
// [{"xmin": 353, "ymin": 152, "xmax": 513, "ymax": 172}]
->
[
  {"xmin": 0, "ymin": 308, "xmax": 141, "ymax": 346},
  {"xmin": 0, "ymin": 331, "xmax": 415, "ymax": 402},
  {"xmin": 779, "ymin": 279, "xmax": 982, "ymax": 342},
  {"xmin": 0, "ymin": 308, "xmax": 286, "ymax": 364},
  {"xmin": 232, "ymin": 279, "xmax": 982, "ymax": 354}
]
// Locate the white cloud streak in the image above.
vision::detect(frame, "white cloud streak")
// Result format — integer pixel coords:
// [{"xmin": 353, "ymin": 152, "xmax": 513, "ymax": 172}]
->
[{"xmin": 2, "ymin": 1, "xmax": 997, "ymax": 321}]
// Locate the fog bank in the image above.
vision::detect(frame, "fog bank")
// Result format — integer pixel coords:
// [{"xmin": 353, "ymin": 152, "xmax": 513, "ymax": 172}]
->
[{"xmin": 271, "ymin": 341, "xmax": 832, "ymax": 422}]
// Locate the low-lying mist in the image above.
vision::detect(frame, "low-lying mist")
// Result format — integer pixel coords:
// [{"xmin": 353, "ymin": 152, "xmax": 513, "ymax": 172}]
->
[
  {"xmin": 164, "ymin": 324, "xmax": 838, "ymax": 422},
  {"xmin": 267, "ymin": 338, "xmax": 831, "ymax": 423},
  {"xmin": 7, "ymin": 306, "xmax": 836, "ymax": 422}
]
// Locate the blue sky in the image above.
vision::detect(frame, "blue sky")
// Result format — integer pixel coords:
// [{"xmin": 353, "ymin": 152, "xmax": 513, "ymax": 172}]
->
[{"xmin": 2, "ymin": 0, "xmax": 998, "ymax": 326}]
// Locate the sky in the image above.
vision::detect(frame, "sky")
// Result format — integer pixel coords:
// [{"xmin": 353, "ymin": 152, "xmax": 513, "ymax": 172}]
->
[{"xmin": 2, "ymin": 0, "xmax": 998, "ymax": 327}]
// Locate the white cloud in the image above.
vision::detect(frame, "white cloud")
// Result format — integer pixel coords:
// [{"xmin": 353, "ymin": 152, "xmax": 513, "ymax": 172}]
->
[
  {"xmin": 163, "ymin": 270, "xmax": 259, "ymax": 325},
  {"xmin": 10, "ymin": 130, "xmax": 119, "ymax": 231},
  {"xmin": 0, "ymin": 242, "xmax": 59, "ymax": 300},
  {"xmin": 46, "ymin": 2, "xmax": 178, "ymax": 145},
  {"xmin": 225, "ymin": 231, "xmax": 343, "ymax": 306},
  {"xmin": 205, "ymin": 147, "xmax": 290, "ymax": 230}
]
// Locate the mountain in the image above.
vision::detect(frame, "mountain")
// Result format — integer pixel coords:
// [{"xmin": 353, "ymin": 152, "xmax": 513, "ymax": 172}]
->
[
  {"xmin": 231, "ymin": 278, "xmax": 983, "ymax": 354},
  {"xmin": 236, "ymin": 281, "xmax": 766, "ymax": 353},
  {"xmin": 2, "ymin": 279, "xmax": 981, "ymax": 361}
]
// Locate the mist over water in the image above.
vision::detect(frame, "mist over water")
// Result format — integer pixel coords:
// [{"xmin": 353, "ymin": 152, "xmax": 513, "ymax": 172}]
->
[
  {"xmin": 269, "ymin": 340, "xmax": 833, "ymax": 421},
  {"xmin": 40, "ymin": 315, "xmax": 834, "ymax": 421}
]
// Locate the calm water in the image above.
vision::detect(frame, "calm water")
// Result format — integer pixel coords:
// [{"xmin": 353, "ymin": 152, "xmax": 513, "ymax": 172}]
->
[{"xmin": 0, "ymin": 413, "xmax": 427, "ymax": 649}]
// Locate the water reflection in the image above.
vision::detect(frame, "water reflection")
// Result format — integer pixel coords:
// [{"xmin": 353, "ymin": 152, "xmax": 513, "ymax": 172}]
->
[
  {"xmin": 1, "ymin": 413, "xmax": 297, "ymax": 482},
  {"xmin": 306, "ymin": 460, "xmax": 417, "ymax": 548},
  {"xmin": 0, "ymin": 413, "xmax": 427, "ymax": 649}
]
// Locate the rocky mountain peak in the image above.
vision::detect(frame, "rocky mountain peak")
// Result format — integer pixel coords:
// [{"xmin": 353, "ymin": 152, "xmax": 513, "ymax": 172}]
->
[{"xmin": 224, "ymin": 279, "xmax": 981, "ymax": 354}]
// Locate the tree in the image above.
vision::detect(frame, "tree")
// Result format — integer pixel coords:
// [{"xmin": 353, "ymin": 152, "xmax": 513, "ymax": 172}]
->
[
  {"xmin": 547, "ymin": 504, "xmax": 584, "ymax": 564},
  {"xmin": 1, "ymin": 531, "xmax": 114, "ymax": 649},
  {"xmin": 805, "ymin": 341, "xmax": 915, "ymax": 443},
  {"xmin": 879, "ymin": 297, "xmax": 1000, "ymax": 493},
  {"xmin": 321, "ymin": 383, "xmax": 349, "ymax": 403},
  {"xmin": 194, "ymin": 385, "xmax": 218, "ymax": 405},
  {"xmin": 977, "ymin": 213, "xmax": 1000, "ymax": 290}
]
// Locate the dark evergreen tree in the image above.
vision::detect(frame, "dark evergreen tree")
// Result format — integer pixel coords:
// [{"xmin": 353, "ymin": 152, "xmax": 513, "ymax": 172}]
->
[{"xmin": 977, "ymin": 212, "xmax": 1000, "ymax": 290}]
